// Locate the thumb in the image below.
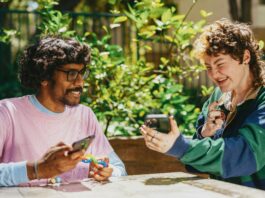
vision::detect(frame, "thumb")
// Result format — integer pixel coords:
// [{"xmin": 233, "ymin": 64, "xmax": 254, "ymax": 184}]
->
[
  {"xmin": 169, "ymin": 116, "xmax": 179, "ymax": 135},
  {"xmin": 97, "ymin": 156, "xmax": 109, "ymax": 164},
  {"xmin": 208, "ymin": 101, "xmax": 219, "ymax": 111},
  {"xmin": 103, "ymin": 157, "xmax": 109, "ymax": 164},
  {"xmin": 55, "ymin": 142, "xmax": 67, "ymax": 147}
]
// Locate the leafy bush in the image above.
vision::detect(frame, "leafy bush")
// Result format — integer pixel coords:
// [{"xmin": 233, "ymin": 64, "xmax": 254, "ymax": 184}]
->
[
  {"xmin": 1, "ymin": 0, "xmax": 210, "ymax": 137},
  {"xmin": 81, "ymin": 32, "xmax": 156, "ymax": 135},
  {"xmin": 111, "ymin": 0, "xmax": 211, "ymax": 135}
]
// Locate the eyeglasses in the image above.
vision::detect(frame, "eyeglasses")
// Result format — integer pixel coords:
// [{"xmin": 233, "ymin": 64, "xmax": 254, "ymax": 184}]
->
[{"xmin": 56, "ymin": 67, "xmax": 89, "ymax": 82}]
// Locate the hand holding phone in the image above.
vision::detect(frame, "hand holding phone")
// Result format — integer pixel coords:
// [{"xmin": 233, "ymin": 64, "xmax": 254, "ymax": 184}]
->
[
  {"xmin": 144, "ymin": 114, "xmax": 170, "ymax": 133},
  {"xmin": 69, "ymin": 135, "xmax": 95, "ymax": 154}
]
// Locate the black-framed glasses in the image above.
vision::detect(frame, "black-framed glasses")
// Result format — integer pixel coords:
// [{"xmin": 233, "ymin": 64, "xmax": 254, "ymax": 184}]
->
[{"xmin": 56, "ymin": 67, "xmax": 89, "ymax": 82}]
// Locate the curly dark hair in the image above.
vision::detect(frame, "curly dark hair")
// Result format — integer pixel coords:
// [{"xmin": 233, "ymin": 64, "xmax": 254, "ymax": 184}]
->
[
  {"xmin": 18, "ymin": 36, "xmax": 91, "ymax": 90},
  {"xmin": 194, "ymin": 18, "xmax": 265, "ymax": 88}
]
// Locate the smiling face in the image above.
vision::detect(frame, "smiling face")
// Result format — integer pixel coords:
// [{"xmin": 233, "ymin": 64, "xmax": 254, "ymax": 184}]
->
[
  {"xmin": 203, "ymin": 52, "xmax": 252, "ymax": 93},
  {"xmin": 37, "ymin": 63, "xmax": 85, "ymax": 112}
]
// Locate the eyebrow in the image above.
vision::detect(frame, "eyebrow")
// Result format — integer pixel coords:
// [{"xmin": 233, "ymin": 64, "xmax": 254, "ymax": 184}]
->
[
  {"xmin": 205, "ymin": 58, "xmax": 224, "ymax": 66},
  {"xmin": 61, "ymin": 66, "xmax": 85, "ymax": 71}
]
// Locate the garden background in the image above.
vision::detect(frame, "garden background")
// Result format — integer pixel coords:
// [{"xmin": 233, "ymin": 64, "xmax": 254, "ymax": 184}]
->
[{"xmin": 1, "ymin": 0, "xmax": 264, "ymax": 174}]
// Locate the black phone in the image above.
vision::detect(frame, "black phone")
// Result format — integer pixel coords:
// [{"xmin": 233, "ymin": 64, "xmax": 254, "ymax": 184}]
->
[
  {"xmin": 69, "ymin": 135, "xmax": 95, "ymax": 154},
  {"xmin": 144, "ymin": 114, "xmax": 170, "ymax": 133}
]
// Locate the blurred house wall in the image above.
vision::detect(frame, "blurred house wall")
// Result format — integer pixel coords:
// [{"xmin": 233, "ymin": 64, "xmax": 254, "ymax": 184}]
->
[{"xmin": 175, "ymin": 0, "xmax": 265, "ymax": 41}]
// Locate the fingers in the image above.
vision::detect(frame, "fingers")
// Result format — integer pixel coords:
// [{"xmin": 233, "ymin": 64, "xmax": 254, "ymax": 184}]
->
[
  {"xmin": 145, "ymin": 141, "xmax": 158, "ymax": 151},
  {"xmin": 208, "ymin": 101, "xmax": 219, "ymax": 111},
  {"xmin": 141, "ymin": 127, "xmax": 163, "ymax": 151},
  {"xmin": 207, "ymin": 109, "xmax": 226, "ymax": 124},
  {"xmin": 202, "ymin": 116, "xmax": 224, "ymax": 137},
  {"xmin": 208, "ymin": 110, "xmax": 221, "ymax": 119},
  {"xmin": 90, "ymin": 166, "xmax": 113, "ymax": 181},
  {"xmin": 69, "ymin": 149, "xmax": 85, "ymax": 160},
  {"xmin": 169, "ymin": 116, "xmax": 177, "ymax": 133},
  {"xmin": 100, "ymin": 157, "xmax": 109, "ymax": 164},
  {"xmin": 38, "ymin": 142, "xmax": 85, "ymax": 178},
  {"xmin": 93, "ymin": 173, "xmax": 109, "ymax": 181},
  {"xmin": 97, "ymin": 167, "xmax": 113, "ymax": 177},
  {"xmin": 207, "ymin": 122, "xmax": 223, "ymax": 131},
  {"xmin": 145, "ymin": 137, "xmax": 160, "ymax": 149},
  {"xmin": 47, "ymin": 145, "xmax": 71, "ymax": 159},
  {"xmin": 140, "ymin": 117, "xmax": 180, "ymax": 153},
  {"xmin": 212, "ymin": 118, "xmax": 224, "ymax": 129},
  {"xmin": 55, "ymin": 142, "xmax": 67, "ymax": 147},
  {"xmin": 140, "ymin": 125, "xmax": 162, "ymax": 140}
]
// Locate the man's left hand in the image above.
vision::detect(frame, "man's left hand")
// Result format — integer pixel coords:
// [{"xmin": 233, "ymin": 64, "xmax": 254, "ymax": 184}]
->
[{"xmin": 89, "ymin": 157, "xmax": 113, "ymax": 181}]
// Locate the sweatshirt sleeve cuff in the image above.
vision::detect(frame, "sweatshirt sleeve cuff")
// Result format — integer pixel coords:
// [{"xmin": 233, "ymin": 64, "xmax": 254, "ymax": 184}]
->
[
  {"xmin": 196, "ymin": 125, "xmax": 205, "ymax": 140},
  {"xmin": 166, "ymin": 134, "xmax": 190, "ymax": 159},
  {"xmin": 12, "ymin": 161, "xmax": 30, "ymax": 185}
]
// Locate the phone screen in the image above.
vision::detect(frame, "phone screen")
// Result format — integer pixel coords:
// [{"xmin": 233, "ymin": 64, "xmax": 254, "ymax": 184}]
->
[
  {"xmin": 144, "ymin": 114, "xmax": 170, "ymax": 133},
  {"xmin": 70, "ymin": 135, "xmax": 95, "ymax": 154}
]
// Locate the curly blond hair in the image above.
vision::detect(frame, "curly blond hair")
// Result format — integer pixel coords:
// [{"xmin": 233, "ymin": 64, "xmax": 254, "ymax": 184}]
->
[{"xmin": 194, "ymin": 18, "xmax": 265, "ymax": 88}]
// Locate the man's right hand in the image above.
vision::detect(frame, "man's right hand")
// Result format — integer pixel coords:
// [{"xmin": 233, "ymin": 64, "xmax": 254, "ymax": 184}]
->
[{"xmin": 27, "ymin": 142, "xmax": 85, "ymax": 180}]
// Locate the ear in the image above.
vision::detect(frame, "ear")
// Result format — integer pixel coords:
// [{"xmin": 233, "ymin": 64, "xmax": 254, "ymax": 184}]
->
[
  {"xmin": 243, "ymin": 49, "xmax": 251, "ymax": 64},
  {"xmin": 40, "ymin": 80, "xmax": 48, "ymax": 87}
]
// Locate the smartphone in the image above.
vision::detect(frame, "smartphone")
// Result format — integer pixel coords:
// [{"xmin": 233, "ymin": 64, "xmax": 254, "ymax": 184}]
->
[
  {"xmin": 144, "ymin": 114, "xmax": 170, "ymax": 134},
  {"xmin": 69, "ymin": 135, "xmax": 95, "ymax": 154}
]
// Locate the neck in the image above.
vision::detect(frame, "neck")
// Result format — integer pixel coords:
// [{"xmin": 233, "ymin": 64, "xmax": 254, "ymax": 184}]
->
[
  {"xmin": 36, "ymin": 92, "xmax": 65, "ymax": 113},
  {"xmin": 232, "ymin": 73, "xmax": 254, "ymax": 105}
]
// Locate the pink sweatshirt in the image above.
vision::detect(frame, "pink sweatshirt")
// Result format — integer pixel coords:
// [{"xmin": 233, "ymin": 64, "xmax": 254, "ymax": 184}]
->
[{"xmin": 0, "ymin": 95, "xmax": 113, "ymax": 185}]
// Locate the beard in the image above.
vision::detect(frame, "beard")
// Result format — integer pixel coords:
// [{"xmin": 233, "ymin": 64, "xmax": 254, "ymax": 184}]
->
[
  {"xmin": 49, "ymin": 79, "xmax": 83, "ymax": 107},
  {"xmin": 61, "ymin": 96, "xmax": 80, "ymax": 106},
  {"xmin": 60, "ymin": 87, "xmax": 83, "ymax": 106}
]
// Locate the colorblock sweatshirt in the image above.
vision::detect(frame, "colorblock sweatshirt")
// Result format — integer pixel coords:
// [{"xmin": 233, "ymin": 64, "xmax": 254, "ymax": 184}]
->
[{"xmin": 167, "ymin": 86, "xmax": 265, "ymax": 190}]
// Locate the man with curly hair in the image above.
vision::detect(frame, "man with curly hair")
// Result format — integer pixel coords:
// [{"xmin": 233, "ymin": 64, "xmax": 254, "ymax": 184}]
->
[
  {"xmin": 140, "ymin": 19, "xmax": 265, "ymax": 190},
  {"xmin": 0, "ymin": 36, "xmax": 126, "ymax": 187}
]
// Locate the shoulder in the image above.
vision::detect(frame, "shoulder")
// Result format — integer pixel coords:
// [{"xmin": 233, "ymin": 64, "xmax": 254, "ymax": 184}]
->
[
  {"xmin": 0, "ymin": 96, "xmax": 29, "ymax": 128},
  {"xmin": 0, "ymin": 96, "xmax": 29, "ymax": 112}
]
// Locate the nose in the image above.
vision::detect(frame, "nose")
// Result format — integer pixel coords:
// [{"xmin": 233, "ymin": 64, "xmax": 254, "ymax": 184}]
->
[
  {"xmin": 73, "ymin": 74, "xmax": 84, "ymax": 86},
  {"xmin": 209, "ymin": 68, "xmax": 220, "ymax": 79}
]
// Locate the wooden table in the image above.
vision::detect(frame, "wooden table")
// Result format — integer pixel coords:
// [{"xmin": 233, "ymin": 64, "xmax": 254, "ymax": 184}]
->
[{"xmin": 1, "ymin": 172, "xmax": 264, "ymax": 198}]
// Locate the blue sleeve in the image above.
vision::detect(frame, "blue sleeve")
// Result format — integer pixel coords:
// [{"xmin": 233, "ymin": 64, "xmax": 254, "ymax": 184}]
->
[
  {"xmin": 0, "ymin": 161, "xmax": 29, "ymax": 186},
  {"xmin": 108, "ymin": 151, "xmax": 127, "ymax": 176},
  {"xmin": 222, "ymin": 135, "xmax": 257, "ymax": 178},
  {"xmin": 194, "ymin": 113, "xmax": 205, "ymax": 139}
]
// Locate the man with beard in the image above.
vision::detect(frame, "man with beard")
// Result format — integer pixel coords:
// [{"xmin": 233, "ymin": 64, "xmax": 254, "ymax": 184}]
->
[{"xmin": 0, "ymin": 36, "xmax": 126, "ymax": 187}]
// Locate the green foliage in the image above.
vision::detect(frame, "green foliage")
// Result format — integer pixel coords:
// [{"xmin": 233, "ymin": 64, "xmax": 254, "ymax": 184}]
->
[
  {"xmin": 108, "ymin": 0, "xmax": 210, "ymax": 135},
  {"xmin": 123, "ymin": 0, "xmax": 211, "ymax": 79},
  {"xmin": 0, "ymin": 29, "xmax": 17, "ymax": 43},
  {"xmin": 37, "ymin": 0, "xmax": 75, "ymax": 37},
  {"xmin": 152, "ymin": 78, "xmax": 200, "ymax": 135},
  {"xmin": 259, "ymin": 40, "xmax": 264, "ymax": 50},
  {"xmin": 81, "ymin": 32, "xmax": 156, "ymax": 135},
  {"xmin": 0, "ymin": 81, "xmax": 22, "ymax": 99},
  {"xmin": 201, "ymin": 85, "xmax": 214, "ymax": 97}
]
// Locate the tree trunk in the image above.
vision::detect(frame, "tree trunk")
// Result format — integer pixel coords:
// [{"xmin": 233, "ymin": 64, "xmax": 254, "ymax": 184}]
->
[
  {"xmin": 228, "ymin": 0, "xmax": 239, "ymax": 21},
  {"xmin": 228, "ymin": 0, "xmax": 252, "ymax": 23},
  {"xmin": 241, "ymin": 0, "xmax": 252, "ymax": 23}
]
